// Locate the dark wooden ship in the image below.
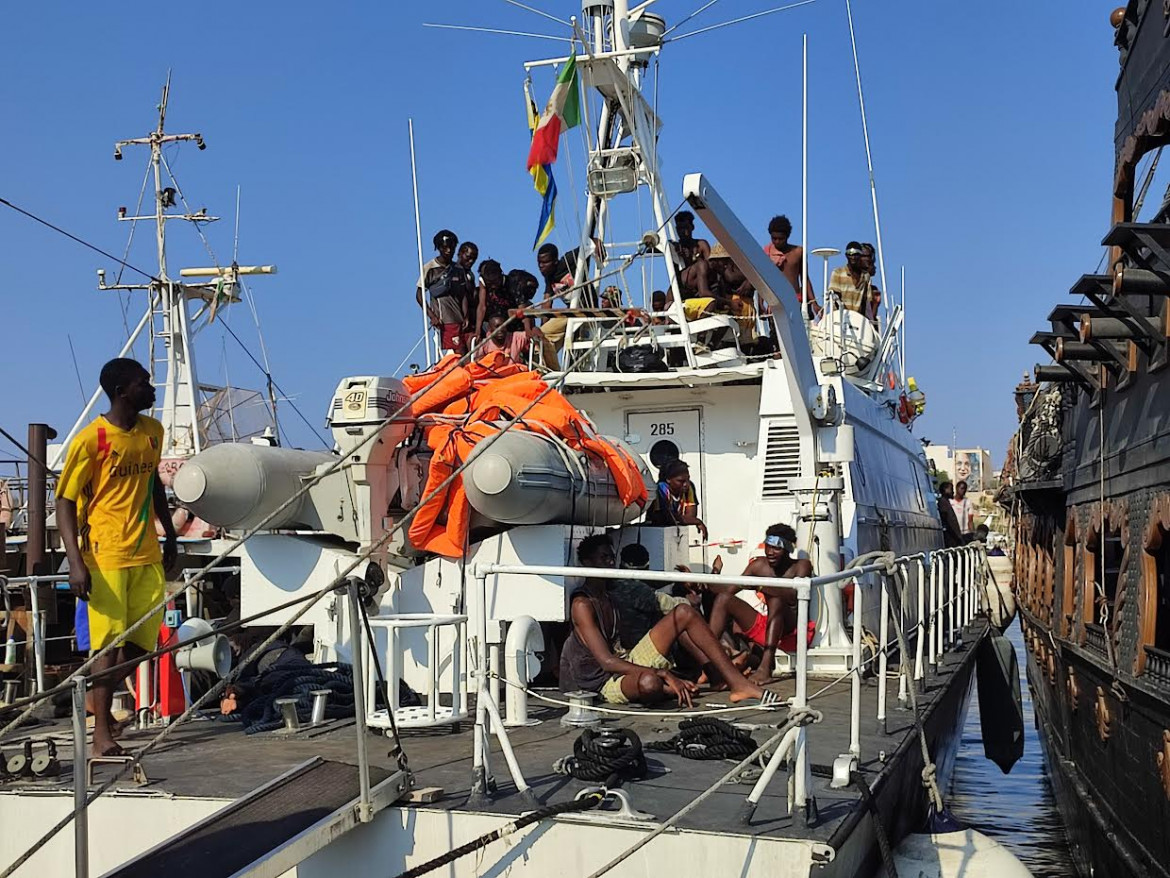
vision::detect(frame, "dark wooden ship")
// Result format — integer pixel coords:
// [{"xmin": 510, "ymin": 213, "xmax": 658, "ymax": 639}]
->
[{"xmin": 1006, "ymin": 4, "xmax": 1170, "ymax": 876}]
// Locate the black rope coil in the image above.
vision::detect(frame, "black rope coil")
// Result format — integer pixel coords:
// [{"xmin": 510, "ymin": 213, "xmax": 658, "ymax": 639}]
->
[
  {"xmin": 223, "ymin": 664, "xmax": 357, "ymax": 734},
  {"xmin": 553, "ymin": 728, "xmax": 647, "ymax": 786},
  {"xmin": 646, "ymin": 717, "xmax": 759, "ymax": 761}
]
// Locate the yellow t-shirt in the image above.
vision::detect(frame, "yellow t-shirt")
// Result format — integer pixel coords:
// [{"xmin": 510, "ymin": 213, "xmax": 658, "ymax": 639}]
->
[{"xmin": 56, "ymin": 415, "xmax": 165, "ymax": 571}]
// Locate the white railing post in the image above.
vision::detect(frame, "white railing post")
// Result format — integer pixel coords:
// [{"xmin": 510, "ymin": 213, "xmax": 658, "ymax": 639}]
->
[
  {"xmin": 964, "ymin": 551, "xmax": 972, "ymax": 625},
  {"xmin": 793, "ymin": 581, "xmax": 811, "ymax": 814},
  {"xmin": 929, "ymin": 555, "xmax": 940, "ymax": 668},
  {"xmin": 849, "ymin": 578, "xmax": 863, "ymax": 759},
  {"xmin": 914, "ymin": 557, "xmax": 926, "ymax": 685},
  {"xmin": 877, "ymin": 571, "xmax": 890, "ymax": 728},
  {"xmin": 947, "ymin": 554, "xmax": 956, "ymax": 647}
]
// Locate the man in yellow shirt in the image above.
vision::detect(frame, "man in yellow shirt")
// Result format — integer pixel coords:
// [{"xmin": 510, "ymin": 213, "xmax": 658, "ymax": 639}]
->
[{"xmin": 57, "ymin": 358, "xmax": 177, "ymax": 756}]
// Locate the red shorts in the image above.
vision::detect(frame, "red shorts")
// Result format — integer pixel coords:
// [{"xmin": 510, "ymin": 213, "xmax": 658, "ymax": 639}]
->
[
  {"xmin": 745, "ymin": 611, "xmax": 770, "ymax": 648},
  {"xmin": 439, "ymin": 323, "xmax": 467, "ymax": 354},
  {"xmin": 744, "ymin": 613, "xmax": 816, "ymax": 653}
]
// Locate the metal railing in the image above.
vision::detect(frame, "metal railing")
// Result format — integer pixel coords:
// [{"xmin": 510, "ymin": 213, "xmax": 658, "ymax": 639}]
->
[{"xmin": 473, "ymin": 542, "xmax": 989, "ymax": 816}]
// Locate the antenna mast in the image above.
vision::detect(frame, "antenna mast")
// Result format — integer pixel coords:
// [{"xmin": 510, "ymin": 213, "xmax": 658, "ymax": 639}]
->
[{"xmin": 104, "ymin": 74, "xmax": 212, "ymax": 460}]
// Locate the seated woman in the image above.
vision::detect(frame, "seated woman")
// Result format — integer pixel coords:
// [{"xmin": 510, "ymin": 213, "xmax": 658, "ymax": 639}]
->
[
  {"xmin": 646, "ymin": 459, "xmax": 707, "ymax": 538},
  {"xmin": 559, "ymin": 534, "xmax": 780, "ymax": 707}
]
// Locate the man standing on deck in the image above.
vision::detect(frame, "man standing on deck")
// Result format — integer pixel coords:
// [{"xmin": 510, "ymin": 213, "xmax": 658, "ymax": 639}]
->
[
  {"xmin": 416, "ymin": 230, "xmax": 469, "ymax": 354},
  {"xmin": 707, "ymin": 523, "xmax": 813, "ymax": 683},
  {"xmin": 937, "ymin": 481, "xmax": 965, "ymax": 548},
  {"xmin": 57, "ymin": 358, "xmax": 177, "ymax": 756},
  {"xmin": 763, "ymin": 215, "xmax": 820, "ymax": 317},
  {"xmin": 829, "ymin": 242, "xmax": 880, "ymax": 323}
]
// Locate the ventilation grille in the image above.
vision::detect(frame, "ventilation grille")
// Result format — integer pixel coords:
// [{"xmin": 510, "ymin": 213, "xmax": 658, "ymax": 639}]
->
[{"xmin": 762, "ymin": 420, "xmax": 801, "ymax": 499}]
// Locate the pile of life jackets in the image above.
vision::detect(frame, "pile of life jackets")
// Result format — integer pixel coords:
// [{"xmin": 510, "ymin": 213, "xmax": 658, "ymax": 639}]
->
[{"xmin": 402, "ymin": 351, "xmax": 648, "ymax": 557}]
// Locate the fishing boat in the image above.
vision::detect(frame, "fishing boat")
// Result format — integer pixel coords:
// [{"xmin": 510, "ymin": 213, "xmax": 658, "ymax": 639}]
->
[
  {"xmin": 0, "ymin": 4, "xmax": 1013, "ymax": 877},
  {"xmin": 1006, "ymin": 5, "xmax": 1170, "ymax": 877}
]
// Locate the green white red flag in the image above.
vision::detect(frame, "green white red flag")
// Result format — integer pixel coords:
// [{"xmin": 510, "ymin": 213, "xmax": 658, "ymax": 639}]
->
[{"xmin": 526, "ymin": 53, "xmax": 580, "ymax": 170}]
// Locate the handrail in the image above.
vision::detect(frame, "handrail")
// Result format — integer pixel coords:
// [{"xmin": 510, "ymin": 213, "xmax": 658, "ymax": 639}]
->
[
  {"xmin": 477, "ymin": 543, "xmax": 990, "ymax": 814},
  {"xmin": 475, "ymin": 560, "xmax": 888, "ymax": 593}
]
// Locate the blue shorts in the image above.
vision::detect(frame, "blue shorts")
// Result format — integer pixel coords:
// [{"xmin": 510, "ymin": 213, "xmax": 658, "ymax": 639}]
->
[{"xmin": 75, "ymin": 599, "xmax": 90, "ymax": 653}]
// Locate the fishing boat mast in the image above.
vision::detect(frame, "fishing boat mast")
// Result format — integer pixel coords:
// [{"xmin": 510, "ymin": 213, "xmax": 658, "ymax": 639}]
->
[{"xmin": 51, "ymin": 76, "xmax": 277, "ymax": 469}]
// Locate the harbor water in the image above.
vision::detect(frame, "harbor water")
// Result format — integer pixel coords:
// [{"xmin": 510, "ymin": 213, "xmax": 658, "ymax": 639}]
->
[{"xmin": 949, "ymin": 618, "xmax": 1075, "ymax": 877}]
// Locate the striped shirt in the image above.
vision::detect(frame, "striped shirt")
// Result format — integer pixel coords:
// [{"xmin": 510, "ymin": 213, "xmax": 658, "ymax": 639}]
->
[{"xmin": 829, "ymin": 266, "xmax": 879, "ymax": 318}]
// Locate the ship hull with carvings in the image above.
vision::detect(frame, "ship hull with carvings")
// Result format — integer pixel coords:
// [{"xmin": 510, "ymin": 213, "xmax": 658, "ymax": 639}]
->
[{"xmin": 1008, "ymin": 4, "xmax": 1170, "ymax": 876}]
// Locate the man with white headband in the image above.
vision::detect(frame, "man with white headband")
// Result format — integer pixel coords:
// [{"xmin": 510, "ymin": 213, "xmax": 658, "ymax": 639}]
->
[{"xmin": 708, "ymin": 522, "xmax": 813, "ymax": 684}]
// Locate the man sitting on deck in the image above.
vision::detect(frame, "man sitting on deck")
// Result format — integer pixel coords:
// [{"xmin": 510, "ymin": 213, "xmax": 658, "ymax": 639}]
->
[
  {"xmin": 672, "ymin": 210, "xmax": 713, "ymax": 301},
  {"xmin": 708, "ymin": 523, "xmax": 813, "ymax": 684},
  {"xmin": 560, "ymin": 533, "xmax": 781, "ymax": 707}
]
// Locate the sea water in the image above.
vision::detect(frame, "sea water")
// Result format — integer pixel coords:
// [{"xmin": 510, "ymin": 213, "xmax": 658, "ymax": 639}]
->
[{"xmin": 949, "ymin": 618, "xmax": 1076, "ymax": 876}]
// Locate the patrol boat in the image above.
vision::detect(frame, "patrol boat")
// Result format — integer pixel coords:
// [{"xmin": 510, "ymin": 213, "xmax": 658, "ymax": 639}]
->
[{"xmin": 0, "ymin": 4, "xmax": 1008, "ymax": 877}]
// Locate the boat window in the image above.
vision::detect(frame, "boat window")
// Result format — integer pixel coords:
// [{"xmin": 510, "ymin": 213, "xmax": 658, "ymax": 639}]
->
[
  {"xmin": 649, "ymin": 439, "xmax": 680, "ymax": 470},
  {"xmin": 1154, "ymin": 536, "xmax": 1170, "ymax": 652},
  {"xmin": 1090, "ymin": 530, "xmax": 1124, "ymax": 626},
  {"xmin": 1062, "ymin": 517, "xmax": 1076, "ymax": 638}
]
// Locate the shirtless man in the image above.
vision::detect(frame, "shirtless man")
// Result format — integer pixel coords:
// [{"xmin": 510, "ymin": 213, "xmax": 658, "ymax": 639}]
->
[
  {"xmin": 559, "ymin": 534, "xmax": 781, "ymax": 707},
  {"xmin": 763, "ymin": 215, "xmax": 820, "ymax": 317},
  {"xmin": 673, "ymin": 211, "xmax": 713, "ymax": 299},
  {"xmin": 708, "ymin": 523, "xmax": 812, "ymax": 683}
]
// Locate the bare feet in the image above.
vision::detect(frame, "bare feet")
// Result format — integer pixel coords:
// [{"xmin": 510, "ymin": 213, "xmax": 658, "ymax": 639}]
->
[
  {"xmin": 91, "ymin": 737, "xmax": 126, "ymax": 758},
  {"xmin": 727, "ymin": 681, "xmax": 765, "ymax": 704},
  {"xmin": 749, "ymin": 667, "xmax": 775, "ymax": 686}
]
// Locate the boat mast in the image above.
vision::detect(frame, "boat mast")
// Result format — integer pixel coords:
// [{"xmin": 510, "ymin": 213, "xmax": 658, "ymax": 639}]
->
[{"xmin": 111, "ymin": 75, "xmax": 212, "ymax": 458}]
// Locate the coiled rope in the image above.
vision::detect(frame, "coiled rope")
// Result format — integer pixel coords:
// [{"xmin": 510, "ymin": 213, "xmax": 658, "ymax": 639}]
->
[
  {"xmin": 645, "ymin": 717, "xmax": 758, "ymax": 761},
  {"xmin": 553, "ymin": 728, "xmax": 647, "ymax": 786}
]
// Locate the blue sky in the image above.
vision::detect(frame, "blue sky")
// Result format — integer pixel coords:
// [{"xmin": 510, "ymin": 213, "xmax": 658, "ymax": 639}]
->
[{"xmin": 1, "ymin": 2, "xmax": 1119, "ymax": 465}]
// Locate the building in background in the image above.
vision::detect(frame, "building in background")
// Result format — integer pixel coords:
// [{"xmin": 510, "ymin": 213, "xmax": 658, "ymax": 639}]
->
[{"xmin": 925, "ymin": 445, "xmax": 993, "ymax": 492}]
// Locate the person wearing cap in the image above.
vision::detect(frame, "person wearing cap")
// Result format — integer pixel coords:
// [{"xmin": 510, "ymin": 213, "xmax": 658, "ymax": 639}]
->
[
  {"xmin": 763, "ymin": 215, "xmax": 821, "ymax": 318},
  {"xmin": 828, "ymin": 242, "xmax": 880, "ymax": 323},
  {"xmin": 707, "ymin": 523, "xmax": 813, "ymax": 684},
  {"xmin": 416, "ymin": 230, "xmax": 470, "ymax": 354}
]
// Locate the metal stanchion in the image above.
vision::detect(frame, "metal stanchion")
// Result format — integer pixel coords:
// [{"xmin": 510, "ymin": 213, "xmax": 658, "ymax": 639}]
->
[
  {"xmin": 72, "ymin": 676, "xmax": 89, "ymax": 878},
  {"xmin": 347, "ymin": 580, "xmax": 373, "ymax": 823}
]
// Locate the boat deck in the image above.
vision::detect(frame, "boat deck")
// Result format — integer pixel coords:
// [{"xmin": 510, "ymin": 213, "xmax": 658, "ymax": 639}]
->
[{"xmin": 1, "ymin": 617, "xmax": 988, "ymax": 866}]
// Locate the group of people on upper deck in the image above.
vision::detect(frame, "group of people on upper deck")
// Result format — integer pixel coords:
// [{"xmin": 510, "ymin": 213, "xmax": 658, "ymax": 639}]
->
[
  {"xmin": 556, "ymin": 458, "xmax": 815, "ymax": 709},
  {"xmin": 414, "ymin": 214, "xmax": 883, "ymax": 370}
]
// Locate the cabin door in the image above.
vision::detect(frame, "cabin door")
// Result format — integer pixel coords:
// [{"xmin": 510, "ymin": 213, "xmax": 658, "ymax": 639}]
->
[{"xmin": 624, "ymin": 407, "xmax": 704, "ymax": 513}]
